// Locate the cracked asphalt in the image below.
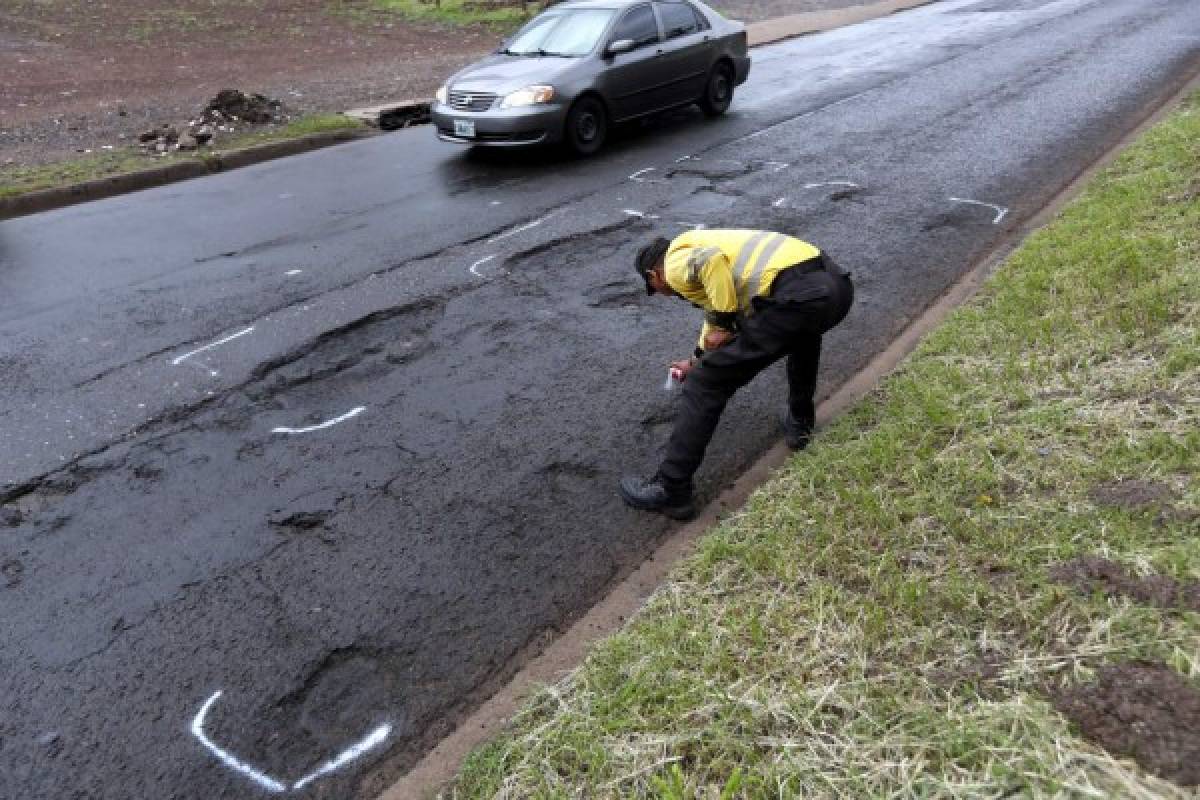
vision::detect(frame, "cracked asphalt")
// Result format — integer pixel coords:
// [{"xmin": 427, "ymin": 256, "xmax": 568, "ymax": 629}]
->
[{"xmin": 2, "ymin": 1, "xmax": 1199, "ymax": 797}]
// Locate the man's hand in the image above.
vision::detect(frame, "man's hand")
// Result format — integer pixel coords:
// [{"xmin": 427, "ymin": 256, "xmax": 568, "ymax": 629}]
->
[
  {"xmin": 702, "ymin": 328, "xmax": 735, "ymax": 351},
  {"xmin": 669, "ymin": 359, "xmax": 695, "ymax": 381}
]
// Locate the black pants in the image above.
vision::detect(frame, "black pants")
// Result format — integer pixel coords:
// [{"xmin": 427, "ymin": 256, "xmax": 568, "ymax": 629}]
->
[{"xmin": 657, "ymin": 256, "xmax": 854, "ymax": 493}]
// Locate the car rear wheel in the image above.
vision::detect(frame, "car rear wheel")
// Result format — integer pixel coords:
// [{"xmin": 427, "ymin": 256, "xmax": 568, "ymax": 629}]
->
[
  {"xmin": 699, "ymin": 62, "xmax": 734, "ymax": 117},
  {"xmin": 565, "ymin": 96, "xmax": 607, "ymax": 156}
]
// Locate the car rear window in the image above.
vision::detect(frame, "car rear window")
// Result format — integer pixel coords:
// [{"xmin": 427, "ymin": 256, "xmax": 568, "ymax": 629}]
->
[
  {"xmin": 505, "ymin": 8, "xmax": 617, "ymax": 57},
  {"xmin": 657, "ymin": 1, "xmax": 703, "ymax": 38},
  {"xmin": 611, "ymin": 4, "xmax": 659, "ymax": 48}
]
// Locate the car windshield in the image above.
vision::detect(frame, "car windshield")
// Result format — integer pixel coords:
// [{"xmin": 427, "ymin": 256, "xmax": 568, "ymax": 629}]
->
[{"xmin": 502, "ymin": 8, "xmax": 616, "ymax": 57}]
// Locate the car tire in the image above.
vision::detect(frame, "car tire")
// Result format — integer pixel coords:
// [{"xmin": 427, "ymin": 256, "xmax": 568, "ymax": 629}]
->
[
  {"xmin": 564, "ymin": 96, "xmax": 607, "ymax": 156},
  {"xmin": 699, "ymin": 62, "xmax": 734, "ymax": 117}
]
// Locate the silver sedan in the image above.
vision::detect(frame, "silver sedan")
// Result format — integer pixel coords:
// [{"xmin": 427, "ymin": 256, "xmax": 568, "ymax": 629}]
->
[{"xmin": 431, "ymin": 0, "xmax": 750, "ymax": 155}]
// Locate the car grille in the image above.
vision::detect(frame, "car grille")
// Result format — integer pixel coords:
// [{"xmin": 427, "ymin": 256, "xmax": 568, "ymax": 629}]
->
[
  {"xmin": 438, "ymin": 127, "xmax": 543, "ymax": 144},
  {"xmin": 447, "ymin": 91, "xmax": 498, "ymax": 112}
]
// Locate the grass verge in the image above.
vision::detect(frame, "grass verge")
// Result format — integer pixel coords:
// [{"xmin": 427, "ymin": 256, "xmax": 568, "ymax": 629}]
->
[
  {"xmin": 447, "ymin": 93, "xmax": 1200, "ymax": 797},
  {"xmin": 0, "ymin": 114, "xmax": 365, "ymax": 201},
  {"xmin": 365, "ymin": 0, "xmax": 531, "ymax": 29}
]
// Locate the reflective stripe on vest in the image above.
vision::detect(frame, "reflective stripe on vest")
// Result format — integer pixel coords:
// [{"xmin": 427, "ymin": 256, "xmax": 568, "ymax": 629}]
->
[{"xmin": 737, "ymin": 232, "xmax": 788, "ymax": 308}]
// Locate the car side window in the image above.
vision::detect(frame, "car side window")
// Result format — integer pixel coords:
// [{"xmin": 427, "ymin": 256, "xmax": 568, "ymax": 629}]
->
[
  {"xmin": 610, "ymin": 4, "xmax": 659, "ymax": 49},
  {"xmin": 656, "ymin": 1, "xmax": 700, "ymax": 39}
]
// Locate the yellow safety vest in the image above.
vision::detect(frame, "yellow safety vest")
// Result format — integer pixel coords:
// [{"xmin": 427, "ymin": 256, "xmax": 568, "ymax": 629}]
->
[{"xmin": 664, "ymin": 229, "xmax": 821, "ymax": 349}]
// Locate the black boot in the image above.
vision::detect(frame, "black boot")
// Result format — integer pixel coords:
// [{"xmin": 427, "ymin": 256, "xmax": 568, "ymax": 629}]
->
[
  {"xmin": 619, "ymin": 475, "xmax": 695, "ymax": 520},
  {"xmin": 782, "ymin": 410, "xmax": 814, "ymax": 451}
]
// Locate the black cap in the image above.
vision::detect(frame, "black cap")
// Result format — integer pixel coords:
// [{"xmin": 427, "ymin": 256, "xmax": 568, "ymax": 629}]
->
[{"xmin": 635, "ymin": 237, "xmax": 671, "ymax": 295}]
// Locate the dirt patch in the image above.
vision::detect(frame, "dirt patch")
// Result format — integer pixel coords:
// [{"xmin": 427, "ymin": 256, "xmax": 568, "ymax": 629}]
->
[
  {"xmin": 1052, "ymin": 661, "xmax": 1200, "ymax": 786},
  {"xmin": 204, "ymin": 88, "xmax": 283, "ymax": 125},
  {"xmin": 1089, "ymin": 478, "xmax": 1177, "ymax": 511},
  {"xmin": 1050, "ymin": 556, "xmax": 1200, "ymax": 612}
]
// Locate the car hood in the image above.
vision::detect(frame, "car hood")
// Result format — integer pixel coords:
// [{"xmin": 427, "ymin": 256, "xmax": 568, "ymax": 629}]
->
[{"xmin": 447, "ymin": 54, "xmax": 582, "ymax": 95}]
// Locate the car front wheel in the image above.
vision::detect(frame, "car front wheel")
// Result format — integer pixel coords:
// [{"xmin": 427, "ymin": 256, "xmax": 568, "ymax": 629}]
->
[
  {"xmin": 565, "ymin": 96, "xmax": 607, "ymax": 156},
  {"xmin": 699, "ymin": 62, "xmax": 734, "ymax": 117}
]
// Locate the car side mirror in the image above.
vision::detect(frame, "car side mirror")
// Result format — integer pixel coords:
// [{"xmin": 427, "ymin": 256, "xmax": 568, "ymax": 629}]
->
[{"xmin": 606, "ymin": 38, "xmax": 636, "ymax": 56}]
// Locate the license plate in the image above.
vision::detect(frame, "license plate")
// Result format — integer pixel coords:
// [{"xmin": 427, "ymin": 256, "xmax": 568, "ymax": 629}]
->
[{"xmin": 454, "ymin": 119, "xmax": 475, "ymax": 138}]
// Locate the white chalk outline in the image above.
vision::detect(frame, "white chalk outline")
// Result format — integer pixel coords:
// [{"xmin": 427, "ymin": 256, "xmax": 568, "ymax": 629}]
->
[
  {"xmin": 170, "ymin": 327, "xmax": 255, "ymax": 366},
  {"xmin": 628, "ymin": 167, "xmax": 665, "ymax": 183},
  {"xmin": 272, "ymin": 406, "xmax": 366, "ymax": 435},
  {"xmin": 468, "ymin": 254, "xmax": 498, "ymax": 277},
  {"xmin": 190, "ymin": 691, "xmax": 393, "ymax": 793},
  {"xmin": 803, "ymin": 181, "xmax": 860, "ymax": 190},
  {"xmin": 487, "ymin": 210, "xmax": 561, "ymax": 243},
  {"xmin": 949, "ymin": 196, "xmax": 1009, "ymax": 225},
  {"xmin": 191, "ymin": 691, "xmax": 287, "ymax": 793},
  {"xmin": 292, "ymin": 724, "xmax": 392, "ymax": 790}
]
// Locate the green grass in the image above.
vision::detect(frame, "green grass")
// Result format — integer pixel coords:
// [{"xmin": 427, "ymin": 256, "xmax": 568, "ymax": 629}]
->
[
  {"xmin": 364, "ymin": 0, "xmax": 532, "ymax": 29},
  {"xmin": 0, "ymin": 115, "xmax": 365, "ymax": 201},
  {"xmin": 447, "ymin": 94, "xmax": 1200, "ymax": 797}
]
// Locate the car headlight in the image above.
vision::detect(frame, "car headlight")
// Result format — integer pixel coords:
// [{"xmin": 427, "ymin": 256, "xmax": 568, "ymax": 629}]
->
[
  {"xmin": 435, "ymin": 86, "xmax": 448, "ymax": 105},
  {"xmin": 499, "ymin": 85, "xmax": 555, "ymax": 109}
]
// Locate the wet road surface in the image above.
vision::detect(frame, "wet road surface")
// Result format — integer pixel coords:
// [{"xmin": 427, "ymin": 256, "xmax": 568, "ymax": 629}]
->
[{"xmin": 2, "ymin": 0, "xmax": 1199, "ymax": 797}]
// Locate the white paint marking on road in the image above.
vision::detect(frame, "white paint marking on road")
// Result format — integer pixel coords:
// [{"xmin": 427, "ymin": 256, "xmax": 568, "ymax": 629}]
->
[
  {"xmin": 170, "ymin": 327, "xmax": 255, "ymax": 366},
  {"xmin": 469, "ymin": 254, "xmax": 498, "ymax": 277},
  {"xmin": 762, "ymin": 161, "xmax": 789, "ymax": 173},
  {"xmin": 291, "ymin": 724, "xmax": 392, "ymax": 790},
  {"xmin": 949, "ymin": 196, "xmax": 1009, "ymax": 225},
  {"xmin": 486, "ymin": 210, "xmax": 561, "ymax": 244},
  {"xmin": 284, "ymin": 269, "xmax": 303, "ymax": 276},
  {"xmin": 190, "ymin": 691, "xmax": 287, "ymax": 794},
  {"xmin": 272, "ymin": 406, "xmax": 366, "ymax": 435},
  {"xmin": 622, "ymin": 209, "xmax": 661, "ymax": 220},
  {"xmin": 773, "ymin": 197, "xmax": 787, "ymax": 208},
  {"xmin": 803, "ymin": 181, "xmax": 860, "ymax": 190},
  {"xmin": 490, "ymin": 200, "xmax": 502, "ymax": 206}
]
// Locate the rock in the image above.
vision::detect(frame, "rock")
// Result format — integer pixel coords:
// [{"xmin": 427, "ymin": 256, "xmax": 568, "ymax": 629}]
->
[
  {"xmin": 161, "ymin": 125, "xmax": 180, "ymax": 143},
  {"xmin": 137, "ymin": 129, "xmax": 159, "ymax": 143},
  {"xmin": 192, "ymin": 124, "xmax": 213, "ymax": 144},
  {"xmin": 155, "ymin": 141, "xmax": 169, "ymax": 153},
  {"xmin": 176, "ymin": 134, "xmax": 198, "ymax": 151}
]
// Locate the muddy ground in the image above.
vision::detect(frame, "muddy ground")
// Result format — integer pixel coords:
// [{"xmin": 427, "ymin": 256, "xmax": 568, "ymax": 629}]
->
[
  {"xmin": 1053, "ymin": 661, "xmax": 1200, "ymax": 786},
  {"xmin": 0, "ymin": 0, "xmax": 879, "ymax": 169}
]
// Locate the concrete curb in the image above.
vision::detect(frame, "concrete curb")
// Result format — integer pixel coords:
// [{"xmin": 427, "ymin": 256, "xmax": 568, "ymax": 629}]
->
[{"xmin": 0, "ymin": 127, "xmax": 373, "ymax": 221}]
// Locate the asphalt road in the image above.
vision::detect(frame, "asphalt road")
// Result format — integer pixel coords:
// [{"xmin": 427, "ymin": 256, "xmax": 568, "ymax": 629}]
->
[{"xmin": 2, "ymin": 0, "xmax": 1199, "ymax": 797}]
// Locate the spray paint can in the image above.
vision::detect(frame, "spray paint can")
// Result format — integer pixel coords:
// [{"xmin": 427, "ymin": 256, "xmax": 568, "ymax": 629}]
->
[{"xmin": 663, "ymin": 366, "xmax": 685, "ymax": 392}]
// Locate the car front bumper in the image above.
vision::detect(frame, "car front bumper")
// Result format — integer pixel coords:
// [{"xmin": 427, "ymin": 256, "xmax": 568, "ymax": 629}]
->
[
  {"xmin": 733, "ymin": 54, "xmax": 751, "ymax": 86},
  {"xmin": 431, "ymin": 102, "xmax": 567, "ymax": 147}
]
